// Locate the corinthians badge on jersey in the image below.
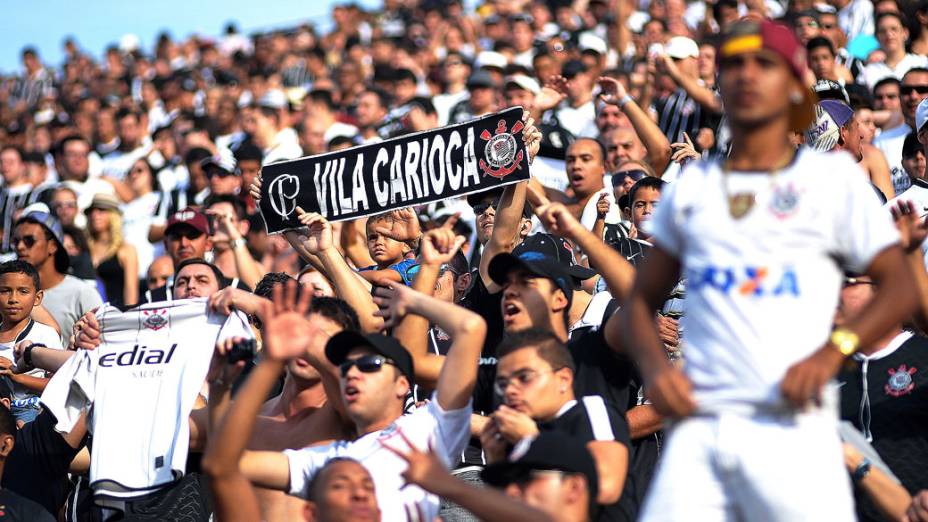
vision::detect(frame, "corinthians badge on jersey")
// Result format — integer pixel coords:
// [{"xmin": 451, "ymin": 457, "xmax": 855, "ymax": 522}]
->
[
  {"xmin": 769, "ymin": 182, "xmax": 801, "ymax": 219},
  {"xmin": 885, "ymin": 364, "xmax": 917, "ymax": 397},
  {"xmin": 479, "ymin": 119, "xmax": 525, "ymax": 179},
  {"xmin": 142, "ymin": 309, "xmax": 169, "ymax": 331}
]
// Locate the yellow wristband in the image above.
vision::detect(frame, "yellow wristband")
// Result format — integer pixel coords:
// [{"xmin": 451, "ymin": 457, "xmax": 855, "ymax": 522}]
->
[{"xmin": 830, "ymin": 328, "xmax": 860, "ymax": 356}]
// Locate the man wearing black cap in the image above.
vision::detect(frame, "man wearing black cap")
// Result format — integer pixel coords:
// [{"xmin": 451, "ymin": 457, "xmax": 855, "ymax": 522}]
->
[
  {"xmin": 235, "ymin": 281, "xmax": 486, "ymax": 521},
  {"xmin": 13, "ymin": 209, "xmax": 101, "ymax": 342},
  {"xmin": 623, "ymin": 20, "xmax": 916, "ymax": 520},
  {"xmin": 447, "ymin": 70, "xmax": 500, "ymax": 125}
]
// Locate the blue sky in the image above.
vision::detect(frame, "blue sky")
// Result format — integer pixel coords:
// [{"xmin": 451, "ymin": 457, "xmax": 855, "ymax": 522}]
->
[{"xmin": 1, "ymin": 0, "xmax": 381, "ymax": 73}]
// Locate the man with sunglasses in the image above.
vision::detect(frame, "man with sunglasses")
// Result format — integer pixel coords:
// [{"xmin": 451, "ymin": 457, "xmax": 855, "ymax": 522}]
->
[
  {"xmin": 13, "ymin": 209, "xmax": 101, "ymax": 343},
  {"xmin": 875, "ymin": 67, "xmax": 928, "ymax": 195},
  {"xmin": 230, "ymin": 281, "xmax": 486, "ymax": 521},
  {"xmin": 484, "ymin": 327, "xmax": 629, "ymax": 520},
  {"xmin": 835, "ymin": 270, "xmax": 928, "ymax": 521}
]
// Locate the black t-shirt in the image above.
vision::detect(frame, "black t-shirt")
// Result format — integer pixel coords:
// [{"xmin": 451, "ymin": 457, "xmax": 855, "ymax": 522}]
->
[
  {"xmin": 568, "ymin": 302, "xmax": 636, "ymax": 416},
  {"xmin": 2, "ymin": 409, "xmax": 83, "ymax": 518},
  {"xmin": 837, "ymin": 333, "xmax": 928, "ymax": 522},
  {"xmin": 460, "ymin": 277, "xmax": 504, "ymax": 415},
  {"xmin": 539, "ymin": 397, "xmax": 631, "ymax": 522},
  {"xmin": 0, "ymin": 489, "xmax": 54, "ymax": 521}
]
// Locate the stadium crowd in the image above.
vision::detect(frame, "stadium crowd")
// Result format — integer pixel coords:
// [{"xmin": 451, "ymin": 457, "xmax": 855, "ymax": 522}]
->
[{"xmin": 0, "ymin": 0, "xmax": 926, "ymax": 520}]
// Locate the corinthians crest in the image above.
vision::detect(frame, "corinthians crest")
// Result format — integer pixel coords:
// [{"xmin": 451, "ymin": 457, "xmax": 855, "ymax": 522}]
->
[
  {"xmin": 885, "ymin": 364, "xmax": 917, "ymax": 397},
  {"xmin": 142, "ymin": 309, "xmax": 169, "ymax": 331},
  {"xmin": 479, "ymin": 119, "xmax": 525, "ymax": 179}
]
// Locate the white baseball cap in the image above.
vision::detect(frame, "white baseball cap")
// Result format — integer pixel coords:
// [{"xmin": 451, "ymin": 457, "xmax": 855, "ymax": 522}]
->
[
  {"xmin": 916, "ymin": 98, "xmax": 928, "ymax": 134},
  {"xmin": 475, "ymin": 51, "xmax": 508, "ymax": 71},
  {"xmin": 579, "ymin": 32, "xmax": 608, "ymax": 56},
  {"xmin": 504, "ymin": 74, "xmax": 541, "ymax": 95},
  {"xmin": 665, "ymin": 36, "xmax": 699, "ymax": 59}
]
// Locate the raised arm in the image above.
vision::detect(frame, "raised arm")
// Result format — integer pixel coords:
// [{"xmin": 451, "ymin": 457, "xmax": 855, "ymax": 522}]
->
[
  {"xmin": 656, "ymin": 54, "xmax": 723, "ymax": 113},
  {"xmin": 374, "ymin": 283, "xmax": 486, "ymax": 411},
  {"xmin": 386, "ymin": 221, "xmax": 467, "ymax": 389},
  {"xmin": 208, "ymin": 208, "xmax": 266, "ymax": 289},
  {"xmin": 890, "ymin": 200, "xmax": 928, "ymax": 331},
  {"xmin": 598, "ymin": 76, "xmax": 672, "ymax": 174}
]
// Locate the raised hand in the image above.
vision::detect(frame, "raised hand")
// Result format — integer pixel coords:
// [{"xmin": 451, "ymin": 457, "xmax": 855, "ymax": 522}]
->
[
  {"xmin": 295, "ymin": 208, "xmax": 334, "ymax": 254},
  {"xmin": 69, "ymin": 310, "xmax": 101, "ymax": 351},
  {"xmin": 890, "ymin": 199, "xmax": 928, "ymax": 253},
  {"xmin": 372, "ymin": 283, "xmax": 421, "ymax": 330},
  {"xmin": 249, "ymin": 174, "xmax": 263, "ymax": 204},
  {"xmin": 374, "ymin": 208, "xmax": 422, "ymax": 244},
  {"xmin": 521, "ymin": 111, "xmax": 542, "ymax": 165},
  {"xmin": 597, "ymin": 76, "xmax": 628, "ymax": 106},
  {"xmin": 256, "ymin": 280, "xmax": 314, "ymax": 362},
  {"xmin": 670, "ymin": 132, "xmax": 700, "ymax": 166},
  {"xmin": 206, "ymin": 336, "xmax": 249, "ymax": 388},
  {"xmin": 535, "ymin": 200, "xmax": 583, "ymax": 239},
  {"xmin": 596, "ymin": 192, "xmax": 610, "ymax": 218},
  {"xmin": 419, "ymin": 215, "xmax": 466, "ymax": 266},
  {"xmin": 534, "ymin": 75, "xmax": 568, "ymax": 112}
]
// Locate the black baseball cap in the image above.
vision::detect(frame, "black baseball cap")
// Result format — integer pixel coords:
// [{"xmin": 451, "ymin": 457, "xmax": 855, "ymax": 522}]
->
[
  {"xmin": 488, "ymin": 251, "xmax": 574, "ymax": 305},
  {"xmin": 481, "ymin": 432, "xmax": 599, "ymax": 499},
  {"xmin": 561, "ymin": 60, "xmax": 588, "ymax": 78},
  {"xmin": 513, "ymin": 233, "xmax": 596, "ymax": 286},
  {"xmin": 325, "ymin": 332, "xmax": 415, "ymax": 385},
  {"xmin": 467, "ymin": 188, "xmax": 533, "ymax": 219}
]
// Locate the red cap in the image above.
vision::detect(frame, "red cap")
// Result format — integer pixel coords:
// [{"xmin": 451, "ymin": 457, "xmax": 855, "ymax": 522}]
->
[
  {"xmin": 718, "ymin": 19, "xmax": 817, "ymax": 131},
  {"xmin": 166, "ymin": 207, "xmax": 210, "ymax": 236}
]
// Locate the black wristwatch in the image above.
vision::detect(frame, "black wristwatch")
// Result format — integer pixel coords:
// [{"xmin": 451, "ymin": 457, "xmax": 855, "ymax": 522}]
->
[{"xmin": 852, "ymin": 459, "xmax": 871, "ymax": 483}]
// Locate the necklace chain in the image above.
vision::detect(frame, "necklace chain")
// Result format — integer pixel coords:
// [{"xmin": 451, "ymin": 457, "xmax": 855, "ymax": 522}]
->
[{"xmin": 721, "ymin": 151, "xmax": 796, "ymax": 219}]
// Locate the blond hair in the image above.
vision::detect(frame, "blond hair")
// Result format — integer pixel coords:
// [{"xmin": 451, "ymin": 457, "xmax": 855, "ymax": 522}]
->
[{"xmin": 87, "ymin": 208, "xmax": 124, "ymax": 260}]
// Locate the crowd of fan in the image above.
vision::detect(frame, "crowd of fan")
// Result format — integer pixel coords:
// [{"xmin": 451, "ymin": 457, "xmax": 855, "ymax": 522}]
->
[{"xmin": 0, "ymin": 0, "xmax": 925, "ymax": 521}]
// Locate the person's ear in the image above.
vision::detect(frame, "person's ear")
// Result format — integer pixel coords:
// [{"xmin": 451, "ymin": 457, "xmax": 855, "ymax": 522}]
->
[
  {"xmin": 838, "ymin": 126, "xmax": 848, "ymax": 147},
  {"xmin": 556, "ymin": 366, "xmax": 573, "ymax": 394},
  {"xmin": 0, "ymin": 434, "xmax": 13, "ymax": 458},
  {"xmin": 457, "ymin": 272, "xmax": 472, "ymax": 293},
  {"xmin": 552, "ymin": 288, "xmax": 569, "ymax": 314},
  {"xmin": 34, "ymin": 289, "xmax": 43, "ymax": 307},
  {"xmin": 304, "ymin": 501, "xmax": 318, "ymax": 522},
  {"xmin": 563, "ymin": 474, "xmax": 587, "ymax": 505},
  {"xmin": 238, "ymin": 220, "xmax": 249, "ymax": 237},
  {"xmin": 621, "ymin": 207, "xmax": 632, "ymax": 221},
  {"xmin": 0, "ymin": 399, "xmax": 10, "ymax": 411}
]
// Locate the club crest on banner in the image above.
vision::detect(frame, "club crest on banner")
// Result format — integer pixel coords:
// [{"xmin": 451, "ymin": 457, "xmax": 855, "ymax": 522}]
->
[
  {"xmin": 479, "ymin": 119, "xmax": 524, "ymax": 179},
  {"xmin": 268, "ymin": 174, "xmax": 301, "ymax": 219}
]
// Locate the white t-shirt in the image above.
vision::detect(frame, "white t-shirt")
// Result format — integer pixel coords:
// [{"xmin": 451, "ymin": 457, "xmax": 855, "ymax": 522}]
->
[
  {"xmin": 858, "ymin": 54, "xmax": 928, "ymax": 90},
  {"xmin": 648, "ymin": 149, "xmax": 899, "ymax": 412},
  {"xmin": 285, "ymin": 395, "xmax": 471, "ymax": 521},
  {"xmin": 0, "ymin": 320, "xmax": 63, "ymax": 404},
  {"xmin": 885, "ymin": 179, "xmax": 928, "ymax": 270},
  {"xmin": 121, "ymin": 192, "xmax": 164, "ymax": 279},
  {"xmin": 41, "ymin": 298, "xmax": 251, "ymax": 507},
  {"xmin": 873, "ymin": 122, "xmax": 912, "ymax": 197}
]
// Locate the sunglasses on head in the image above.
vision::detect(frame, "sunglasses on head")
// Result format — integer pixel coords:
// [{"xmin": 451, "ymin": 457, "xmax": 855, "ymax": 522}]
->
[
  {"xmin": 612, "ymin": 169, "xmax": 648, "ymax": 186},
  {"xmin": 12, "ymin": 235, "xmax": 38, "ymax": 248},
  {"xmin": 900, "ymin": 85, "xmax": 928, "ymax": 96},
  {"xmin": 339, "ymin": 354, "xmax": 396, "ymax": 378}
]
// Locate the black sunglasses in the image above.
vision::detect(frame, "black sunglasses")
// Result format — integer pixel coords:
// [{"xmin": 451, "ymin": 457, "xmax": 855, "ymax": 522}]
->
[
  {"xmin": 167, "ymin": 229, "xmax": 204, "ymax": 240},
  {"xmin": 612, "ymin": 169, "xmax": 648, "ymax": 186},
  {"xmin": 901, "ymin": 85, "xmax": 928, "ymax": 96},
  {"xmin": 339, "ymin": 354, "xmax": 396, "ymax": 377},
  {"xmin": 473, "ymin": 199, "xmax": 501, "ymax": 215},
  {"xmin": 12, "ymin": 235, "xmax": 38, "ymax": 248}
]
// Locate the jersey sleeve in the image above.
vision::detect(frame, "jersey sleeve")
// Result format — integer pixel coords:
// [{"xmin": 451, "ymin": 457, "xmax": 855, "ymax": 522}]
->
[
  {"xmin": 39, "ymin": 351, "xmax": 95, "ymax": 433},
  {"xmin": 647, "ymin": 170, "xmax": 686, "ymax": 257},
  {"xmin": 580, "ymin": 396, "xmax": 631, "ymax": 446},
  {"xmin": 284, "ymin": 443, "xmax": 340, "ymax": 498},
  {"xmin": 833, "ymin": 162, "xmax": 900, "ymax": 273},
  {"xmin": 424, "ymin": 393, "xmax": 472, "ymax": 468}
]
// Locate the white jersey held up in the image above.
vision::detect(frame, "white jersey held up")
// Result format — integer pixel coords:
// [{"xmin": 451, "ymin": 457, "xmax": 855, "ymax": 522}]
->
[
  {"xmin": 41, "ymin": 298, "xmax": 251, "ymax": 507},
  {"xmin": 648, "ymin": 148, "xmax": 899, "ymax": 412}
]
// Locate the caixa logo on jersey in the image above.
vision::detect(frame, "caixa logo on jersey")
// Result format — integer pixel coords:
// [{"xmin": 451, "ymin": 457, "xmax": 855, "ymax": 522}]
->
[
  {"xmin": 100, "ymin": 344, "xmax": 177, "ymax": 378},
  {"xmin": 687, "ymin": 265, "xmax": 800, "ymax": 297}
]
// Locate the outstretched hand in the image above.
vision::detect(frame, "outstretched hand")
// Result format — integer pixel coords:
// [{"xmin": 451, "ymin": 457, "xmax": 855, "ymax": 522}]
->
[
  {"xmin": 419, "ymin": 214, "xmax": 466, "ymax": 266},
  {"xmin": 597, "ymin": 76, "xmax": 628, "ymax": 106},
  {"xmin": 380, "ymin": 429, "xmax": 450, "ymax": 492},
  {"xmin": 374, "ymin": 208, "xmax": 422, "ymax": 244},
  {"xmin": 372, "ymin": 283, "xmax": 422, "ymax": 330},
  {"xmin": 890, "ymin": 199, "xmax": 928, "ymax": 253},
  {"xmin": 295, "ymin": 208, "xmax": 335, "ymax": 254},
  {"xmin": 257, "ymin": 280, "xmax": 314, "ymax": 362},
  {"xmin": 534, "ymin": 75, "xmax": 568, "ymax": 112},
  {"xmin": 670, "ymin": 132, "xmax": 700, "ymax": 166}
]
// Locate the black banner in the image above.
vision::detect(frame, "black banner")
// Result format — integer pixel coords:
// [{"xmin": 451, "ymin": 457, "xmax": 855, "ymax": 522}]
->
[{"xmin": 260, "ymin": 107, "xmax": 530, "ymax": 233}]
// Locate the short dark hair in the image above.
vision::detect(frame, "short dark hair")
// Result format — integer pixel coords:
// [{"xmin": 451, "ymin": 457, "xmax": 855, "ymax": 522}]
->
[
  {"xmin": 253, "ymin": 272, "xmax": 296, "ymax": 299},
  {"xmin": 175, "ymin": 258, "xmax": 228, "ymax": 289},
  {"xmin": 307, "ymin": 458, "xmax": 362, "ymax": 502},
  {"xmin": 115, "ymin": 107, "xmax": 141, "ymax": 122},
  {"xmin": 233, "ymin": 143, "xmax": 263, "ymax": 163},
  {"xmin": 712, "ymin": 0, "xmax": 738, "ymax": 21},
  {"xmin": 903, "ymin": 67, "xmax": 928, "ymax": 81},
  {"xmin": 0, "ymin": 260, "xmax": 40, "ymax": 291},
  {"xmin": 310, "ymin": 296, "xmax": 361, "ymax": 332},
  {"xmin": 806, "ymin": 37, "xmax": 835, "ymax": 56},
  {"xmin": 0, "ymin": 145, "xmax": 24, "ymax": 162},
  {"xmin": 628, "ymin": 176, "xmax": 667, "ymax": 206},
  {"xmin": 874, "ymin": 76, "xmax": 902, "ymax": 94},
  {"xmin": 327, "ymin": 136, "xmax": 355, "ymax": 150},
  {"xmin": 875, "ymin": 11, "xmax": 906, "ymax": 28},
  {"xmin": 571, "ymin": 137, "xmax": 607, "ymax": 165},
  {"xmin": 497, "ymin": 328, "xmax": 575, "ymax": 374},
  {"xmin": 362, "ymin": 87, "xmax": 391, "ymax": 110},
  {"xmin": 205, "ymin": 194, "xmax": 247, "ymax": 221},
  {"xmin": 185, "ymin": 147, "xmax": 212, "ymax": 168},
  {"xmin": 903, "ymin": 131, "xmax": 922, "ymax": 159},
  {"xmin": 308, "ymin": 89, "xmax": 336, "ymax": 111}
]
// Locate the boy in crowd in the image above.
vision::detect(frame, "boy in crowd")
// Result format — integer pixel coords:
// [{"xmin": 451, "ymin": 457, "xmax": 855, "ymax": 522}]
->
[
  {"xmin": 0, "ymin": 260, "xmax": 62, "ymax": 424},
  {"xmin": 357, "ymin": 210, "xmax": 419, "ymax": 286}
]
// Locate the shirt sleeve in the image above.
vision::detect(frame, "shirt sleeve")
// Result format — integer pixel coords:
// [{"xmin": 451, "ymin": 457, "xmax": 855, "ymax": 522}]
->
[
  {"xmin": 284, "ymin": 443, "xmax": 340, "ymax": 498},
  {"xmin": 833, "ymin": 162, "xmax": 900, "ymax": 273},
  {"xmin": 581, "ymin": 396, "xmax": 631, "ymax": 446},
  {"xmin": 39, "ymin": 351, "xmax": 95, "ymax": 433},
  {"xmin": 79, "ymin": 285, "xmax": 104, "ymax": 311},
  {"xmin": 424, "ymin": 393, "xmax": 473, "ymax": 469}
]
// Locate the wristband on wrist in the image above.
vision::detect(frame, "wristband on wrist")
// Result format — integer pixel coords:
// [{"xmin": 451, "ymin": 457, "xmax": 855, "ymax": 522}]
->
[
  {"xmin": 830, "ymin": 327, "xmax": 860, "ymax": 356},
  {"xmin": 619, "ymin": 94, "xmax": 634, "ymax": 108},
  {"xmin": 231, "ymin": 238, "xmax": 247, "ymax": 249},
  {"xmin": 23, "ymin": 343, "xmax": 45, "ymax": 369},
  {"xmin": 852, "ymin": 458, "xmax": 871, "ymax": 483}
]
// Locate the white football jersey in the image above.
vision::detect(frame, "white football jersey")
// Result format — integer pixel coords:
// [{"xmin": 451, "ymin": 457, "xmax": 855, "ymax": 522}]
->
[
  {"xmin": 0, "ymin": 320, "xmax": 64, "ymax": 404},
  {"xmin": 649, "ymin": 148, "xmax": 899, "ymax": 412},
  {"xmin": 285, "ymin": 395, "xmax": 471, "ymax": 522},
  {"xmin": 41, "ymin": 298, "xmax": 251, "ymax": 507}
]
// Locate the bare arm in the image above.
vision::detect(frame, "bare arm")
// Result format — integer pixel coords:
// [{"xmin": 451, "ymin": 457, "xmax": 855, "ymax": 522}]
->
[
  {"xmin": 587, "ymin": 440, "xmax": 628, "ymax": 504},
  {"xmin": 119, "ymin": 244, "xmax": 139, "ymax": 306},
  {"xmin": 480, "ymin": 182, "xmax": 528, "ymax": 293},
  {"xmin": 598, "ymin": 76, "xmax": 672, "ymax": 174},
  {"xmin": 627, "ymin": 404, "xmax": 663, "ymax": 439},
  {"xmin": 844, "ymin": 444, "xmax": 911, "ymax": 522},
  {"xmin": 375, "ymin": 283, "xmax": 486, "ymax": 411},
  {"xmin": 863, "ymin": 145, "xmax": 895, "ymax": 200},
  {"xmin": 16, "ymin": 344, "xmax": 73, "ymax": 372}
]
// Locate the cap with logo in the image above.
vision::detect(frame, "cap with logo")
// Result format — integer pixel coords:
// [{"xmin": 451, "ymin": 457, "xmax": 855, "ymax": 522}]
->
[
  {"xmin": 481, "ymin": 432, "xmax": 599, "ymax": 501},
  {"xmin": 665, "ymin": 36, "xmax": 699, "ymax": 59},
  {"xmin": 488, "ymin": 250, "xmax": 574, "ymax": 305},
  {"xmin": 16, "ymin": 209, "xmax": 70, "ymax": 273},
  {"xmin": 717, "ymin": 19, "xmax": 817, "ymax": 131},
  {"xmin": 166, "ymin": 208, "xmax": 210, "ymax": 237},
  {"xmin": 812, "ymin": 79, "xmax": 850, "ymax": 104},
  {"xmin": 806, "ymin": 99, "xmax": 855, "ymax": 151},
  {"xmin": 325, "ymin": 331, "xmax": 415, "ymax": 385},
  {"xmin": 513, "ymin": 233, "xmax": 596, "ymax": 286}
]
